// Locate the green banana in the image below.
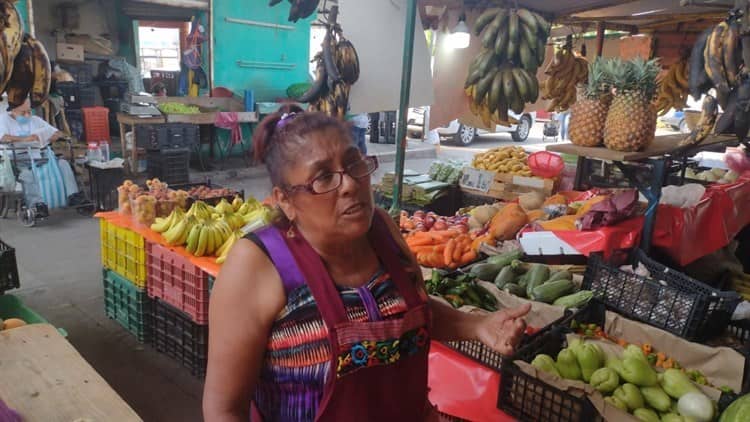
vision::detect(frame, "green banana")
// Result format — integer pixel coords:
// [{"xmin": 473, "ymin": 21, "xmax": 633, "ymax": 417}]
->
[
  {"xmin": 501, "ymin": 68, "xmax": 517, "ymax": 104},
  {"xmin": 520, "ymin": 69, "xmax": 539, "ymax": 102},
  {"xmin": 186, "ymin": 223, "xmax": 202, "ymax": 255},
  {"xmin": 511, "ymin": 68, "xmax": 529, "ymax": 101},
  {"xmin": 507, "ymin": 11, "xmax": 520, "ymax": 62},
  {"xmin": 474, "ymin": 68, "xmax": 497, "ymax": 106},
  {"xmin": 516, "ymin": 8, "xmax": 539, "ymax": 35},
  {"xmin": 493, "ymin": 22, "xmax": 509, "ymax": 60},
  {"xmin": 482, "ymin": 11, "xmax": 505, "ymax": 49},
  {"xmin": 477, "ymin": 50, "xmax": 498, "ymax": 77},
  {"xmin": 519, "ymin": 41, "xmax": 537, "ymax": 73},
  {"xmin": 473, "ymin": 8, "xmax": 501, "ymax": 36},
  {"xmin": 489, "ymin": 71, "xmax": 504, "ymax": 114},
  {"xmin": 536, "ymin": 37, "xmax": 547, "ymax": 68},
  {"xmin": 704, "ymin": 22, "xmax": 729, "ymax": 95}
]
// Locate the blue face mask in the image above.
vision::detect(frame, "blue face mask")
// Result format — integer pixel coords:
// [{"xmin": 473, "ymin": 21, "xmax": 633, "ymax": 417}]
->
[{"xmin": 15, "ymin": 115, "xmax": 30, "ymax": 125}]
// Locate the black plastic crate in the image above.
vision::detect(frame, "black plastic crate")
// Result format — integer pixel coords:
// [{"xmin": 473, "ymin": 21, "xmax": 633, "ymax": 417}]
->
[
  {"xmin": 79, "ymin": 85, "xmax": 97, "ymax": 108},
  {"xmin": 147, "ymin": 148, "xmax": 190, "ymax": 185},
  {"xmin": 374, "ymin": 188, "xmax": 460, "ymax": 217},
  {"xmin": 0, "ymin": 239, "xmax": 20, "ymax": 293},
  {"xmin": 86, "ymin": 164, "xmax": 125, "ymax": 211},
  {"xmin": 574, "ymin": 158, "xmax": 685, "ymax": 191},
  {"xmin": 60, "ymin": 62, "xmax": 94, "ymax": 84},
  {"xmin": 136, "ymin": 123, "xmax": 199, "ymax": 151},
  {"xmin": 98, "ymin": 80, "xmax": 129, "ymax": 100},
  {"xmin": 170, "ymin": 180, "xmax": 244, "ymax": 207},
  {"xmin": 498, "ymin": 326, "xmax": 602, "ymax": 422},
  {"xmin": 583, "ymin": 249, "xmax": 741, "ymax": 342},
  {"xmin": 150, "ymin": 298, "xmax": 208, "ymax": 377},
  {"xmin": 65, "ymin": 109, "xmax": 84, "ymax": 141},
  {"xmin": 57, "ymin": 82, "xmax": 81, "ymax": 109}
]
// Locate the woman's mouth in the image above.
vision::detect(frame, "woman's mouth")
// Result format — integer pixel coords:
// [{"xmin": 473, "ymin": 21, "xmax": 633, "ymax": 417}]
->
[{"xmin": 343, "ymin": 202, "xmax": 366, "ymax": 216}]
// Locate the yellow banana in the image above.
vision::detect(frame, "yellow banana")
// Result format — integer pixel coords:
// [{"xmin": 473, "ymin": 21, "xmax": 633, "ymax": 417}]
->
[
  {"xmin": 195, "ymin": 224, "xmax": 209, "ymax": 257},
  {"xmin": 150, "ymin": 212, "xmax": 175, "ymax": 233},
  {"xmin": 164, "ymin": 219, "xmax": 188, "ymax": 245},
  {"xmin": 186, "ymin": 223, "xmax": 202, "ymax": 255}
]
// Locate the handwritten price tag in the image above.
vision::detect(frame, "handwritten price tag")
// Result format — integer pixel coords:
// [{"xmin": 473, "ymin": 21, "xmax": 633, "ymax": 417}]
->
[{"xmin": 460, "ymin": 167, "xmax": 494, "ymax": 193}]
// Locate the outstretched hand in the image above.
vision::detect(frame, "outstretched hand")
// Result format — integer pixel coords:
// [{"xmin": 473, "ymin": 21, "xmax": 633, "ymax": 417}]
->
[{"xmin": 475, "ymin": 303, "xmax": 532, "ymax": 356}]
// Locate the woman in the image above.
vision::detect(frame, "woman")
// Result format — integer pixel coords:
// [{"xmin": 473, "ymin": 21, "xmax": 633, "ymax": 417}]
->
[{"xmin": 203, "ymin": 105, "xmax": 531, "ymax": 421}]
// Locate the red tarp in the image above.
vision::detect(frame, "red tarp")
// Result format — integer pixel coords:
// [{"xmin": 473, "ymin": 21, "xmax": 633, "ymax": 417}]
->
[
  {"xmin": 428, "ymin": 342, "xmax": 515, "ymax": 422},
  {"xmin": 549, "ymin": 176, "xmax": 750, "ymax": 265}
]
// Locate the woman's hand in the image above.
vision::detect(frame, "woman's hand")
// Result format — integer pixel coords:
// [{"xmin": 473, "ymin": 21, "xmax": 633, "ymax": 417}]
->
[{"xmin": 475, "ymin": 303, "xmax": 532, "ymax": 356}]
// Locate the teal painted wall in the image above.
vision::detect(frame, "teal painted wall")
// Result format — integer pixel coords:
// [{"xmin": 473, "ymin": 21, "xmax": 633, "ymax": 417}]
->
[
  {"xmin": 212, "ymin": 0, "xmax": 312, "ymax": 101},
  {"xmin": 16, "ymin": 1, "xmax": 28, "ymax": 32}
]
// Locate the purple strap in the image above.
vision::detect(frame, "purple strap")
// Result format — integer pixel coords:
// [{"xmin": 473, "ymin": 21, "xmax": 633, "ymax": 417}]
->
[{"xmin": 254, "ymin": 226, "xmax": 306, "ymax": 294}]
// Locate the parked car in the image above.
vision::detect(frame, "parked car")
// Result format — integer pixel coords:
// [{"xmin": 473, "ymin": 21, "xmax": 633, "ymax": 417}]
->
[
  {"xmin": 659, "ymin": 109, "xmax": 689, "ymax": 134},
  {"xmin": 437, "ymin": 111, "xmax": 536, "ymax": 146}
]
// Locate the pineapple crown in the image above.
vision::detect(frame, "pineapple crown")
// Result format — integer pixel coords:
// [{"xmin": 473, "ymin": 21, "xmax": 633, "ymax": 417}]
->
[
  {"xmin": 583, "ymin": 57, "xmax": 612, "ymax": 99},
  {"xmin": 607, "ymin": 57, "xmax": 661, "ymax": 99}
]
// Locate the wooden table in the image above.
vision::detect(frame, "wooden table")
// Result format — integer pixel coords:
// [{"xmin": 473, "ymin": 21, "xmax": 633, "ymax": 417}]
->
[
  {"xmin": 0, "ymin": 324, "xmax": 141, "ymax": 421},
  {"xmin": 545, "ymin": 133, "xmax": 736, "ymax": 161},
  {"xmin": 116, "ymin": 113, "xmax": 166, "ymax": 174}
]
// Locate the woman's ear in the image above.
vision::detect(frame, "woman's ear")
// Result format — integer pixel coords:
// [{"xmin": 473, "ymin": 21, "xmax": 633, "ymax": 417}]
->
[{"xmin": 272, "ymin": 186, "xmax": 295, "ymax": 222}]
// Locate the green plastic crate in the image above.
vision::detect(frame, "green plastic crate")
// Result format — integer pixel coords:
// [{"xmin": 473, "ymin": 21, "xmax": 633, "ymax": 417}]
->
[
  {"xmin": 0, "ymin": 294, "xmax": 49, "ymax": 324},
  {"xmin": 103, "ymin": 269, "xmax": 152, "ymax": 342}
]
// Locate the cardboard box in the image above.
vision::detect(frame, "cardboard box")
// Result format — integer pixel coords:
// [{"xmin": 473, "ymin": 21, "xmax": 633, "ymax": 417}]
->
[{"xmin": 57, "ymin": 43, "xmax": 84, "ymax": 62}]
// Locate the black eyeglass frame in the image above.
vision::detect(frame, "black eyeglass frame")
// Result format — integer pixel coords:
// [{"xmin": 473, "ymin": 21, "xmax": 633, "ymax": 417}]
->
[{"xmin": 284, "ymin": 155, "xmax": 379, "ymax": 195}]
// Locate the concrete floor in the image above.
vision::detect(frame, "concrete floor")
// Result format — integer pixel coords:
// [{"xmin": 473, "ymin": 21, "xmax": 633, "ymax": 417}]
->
[{"xmin": 1, "ymin": 138, "xmax": 439, "ymax": 422}]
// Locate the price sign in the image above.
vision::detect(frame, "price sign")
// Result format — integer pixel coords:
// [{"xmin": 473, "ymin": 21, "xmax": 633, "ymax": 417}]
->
[{"xmin": 460, "ymin": 167, "xmax": 494, "ymax": 193}]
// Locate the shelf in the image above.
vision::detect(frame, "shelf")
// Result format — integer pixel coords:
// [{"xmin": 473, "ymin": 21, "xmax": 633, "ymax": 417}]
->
[{"xmin": 546, "ymin": 134, "xmax": 736, "ymax": 162}]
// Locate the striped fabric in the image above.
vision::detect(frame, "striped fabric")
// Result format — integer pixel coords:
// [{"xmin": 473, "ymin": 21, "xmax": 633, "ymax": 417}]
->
[
  {"xmin": 30, "ymin": 147, "xmax": 67, "ymax": 209},
  {"xmin": 254, "ymin": 270, "xmax": 410, "ymax": 422}
]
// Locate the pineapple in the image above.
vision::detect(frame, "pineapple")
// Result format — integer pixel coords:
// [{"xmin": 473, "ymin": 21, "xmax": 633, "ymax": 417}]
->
[
  {"xmin": 603, "ymin": 57, "xmax": 661, "ymax": 152},
  {"xmin": 569, "ymin": 57, "xmax": 612, "ymax": 147}
]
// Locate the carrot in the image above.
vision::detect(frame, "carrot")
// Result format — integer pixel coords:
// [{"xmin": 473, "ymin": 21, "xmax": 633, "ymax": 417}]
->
[
  {"xmin": 663, "ymin": 358, "xmax": 674, "ymax": 369},
  {"xmin": 452, "ymin": 239, "xmax": 463, "ymax": 262},
  {"xmin": 656, "ymin": 352, "xmax": 666, "ymax": 361},
  {"xmin": 642, "ymin": 343, "xmax": 652, "ymax": 355},
  {"xmin": 460, "ymin": 249, "xmax": 477, "ymax": 264},
  {"xmin": 411, "ymin": 246, "xmax": 437, "ymax": 254},
  {"xmin": 444, "ymin": 239, "xmax": 456, "ymax": 267},
  {"xmin": 433, "ymin": 244, "xmax": 446, "ymax": 254},
  {"xmin": 617, "ymin": 338, "xmax": 628, "ymax": 347},
  {"xmin": 407, "ymin": 236, "xmax": 434, "ymax": 247}
]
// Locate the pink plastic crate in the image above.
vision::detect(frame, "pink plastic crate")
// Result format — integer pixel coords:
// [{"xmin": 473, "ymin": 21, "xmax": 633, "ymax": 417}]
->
[{"xmin": 146, "ymin": 241, "xmax": 209, "ymax": 324}]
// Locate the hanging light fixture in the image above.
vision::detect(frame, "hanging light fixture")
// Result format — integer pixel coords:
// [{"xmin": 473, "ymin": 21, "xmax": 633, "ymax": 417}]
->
[{"xmin": 448, "ymin": 12, "xmax": 470, "ymax": 49}]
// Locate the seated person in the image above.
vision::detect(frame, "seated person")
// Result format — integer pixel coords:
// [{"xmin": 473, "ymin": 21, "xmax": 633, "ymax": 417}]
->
[{"xmin": 0, "ymin": 98, "xmax": 64, "ymax": 148}]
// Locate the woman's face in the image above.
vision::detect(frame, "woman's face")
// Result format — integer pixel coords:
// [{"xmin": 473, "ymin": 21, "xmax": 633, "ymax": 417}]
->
[{"xmin": 275, "ymin": 127, "xmax": 375, "ymax": 242}]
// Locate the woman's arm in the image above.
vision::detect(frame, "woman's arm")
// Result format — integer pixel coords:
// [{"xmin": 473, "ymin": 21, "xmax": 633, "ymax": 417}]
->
[{"xmin": 203, "ymin": 238, "xmax": 286, "ymax": 422}]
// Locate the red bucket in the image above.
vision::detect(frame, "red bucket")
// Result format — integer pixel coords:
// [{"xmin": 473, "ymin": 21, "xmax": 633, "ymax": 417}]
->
[{"xmin": 528, "ymin": 151, "xmax": 564, "ymax": 178}]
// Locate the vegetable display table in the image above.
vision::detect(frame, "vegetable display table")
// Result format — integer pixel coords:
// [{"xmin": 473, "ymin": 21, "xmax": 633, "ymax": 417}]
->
[
  {"xmin": 547, "ymin": 134, "xmax": 737, "ymax": 253},
  {"xmin": 0, "ymin": 324, "xmax": 141, "ymax": 421}
]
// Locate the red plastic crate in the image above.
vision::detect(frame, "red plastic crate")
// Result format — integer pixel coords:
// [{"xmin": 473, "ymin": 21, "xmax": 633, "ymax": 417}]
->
[
  {"xmin": 82, "ymin": 106, "xmax": 110, "ymax": 143},
  {"xmin": 146, "ymin": 241, "xmax": 209, "ymax": 324}
]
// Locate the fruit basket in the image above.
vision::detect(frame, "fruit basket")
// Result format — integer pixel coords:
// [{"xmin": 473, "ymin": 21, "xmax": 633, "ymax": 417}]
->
[
  {"xmin": 583, "ymin": 249, "xmax": 740, "ymax": 342},
  {"xmin": 528, "ymin": 151, "xmax": 564, "ymax": 179}
]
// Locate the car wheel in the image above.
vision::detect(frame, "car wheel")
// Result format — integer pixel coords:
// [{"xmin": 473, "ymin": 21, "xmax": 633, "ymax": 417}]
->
[
  {"xmin": 511, "ymin": 115, "xmax": 532, "ymax": 142},
  {"xmin": 679, "ymin": 119, "xmax": 690, "ymax": 134},
  {"xmin": 453, "ymin": 124, "xmax": 477, "ymax": 146}
]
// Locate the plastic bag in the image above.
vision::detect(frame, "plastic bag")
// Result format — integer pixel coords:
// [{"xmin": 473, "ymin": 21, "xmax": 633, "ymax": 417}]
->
[
  {"xmin": 0, "ymin": 156, "xmax": 15, "ymax": 192},
  {"xmin": 31, "ymin": 148, "xmax": 67, "ymax": 209}
]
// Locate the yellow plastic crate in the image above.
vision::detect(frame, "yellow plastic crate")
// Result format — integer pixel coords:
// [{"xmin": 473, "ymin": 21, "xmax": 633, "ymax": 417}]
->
[{"xmin": 99, "ymin": 219, "xmax": 146, "ymax": 288}]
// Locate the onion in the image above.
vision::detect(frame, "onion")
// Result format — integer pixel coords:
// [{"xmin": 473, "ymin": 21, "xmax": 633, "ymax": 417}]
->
[{"xmin": 677, "ymin": 392, "xmax": 714, "ymax": 422}]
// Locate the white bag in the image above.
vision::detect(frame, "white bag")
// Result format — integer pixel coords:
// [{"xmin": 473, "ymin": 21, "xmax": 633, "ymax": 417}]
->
[{"xmin": 0, "ymin": 156, "xmax": 14, "ymax": 192}]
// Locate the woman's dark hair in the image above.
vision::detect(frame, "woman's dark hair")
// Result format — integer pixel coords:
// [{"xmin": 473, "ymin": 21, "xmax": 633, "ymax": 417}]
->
[{"xmin": 252, "ymin": 104, "xmax": 353, "ymax": 187}]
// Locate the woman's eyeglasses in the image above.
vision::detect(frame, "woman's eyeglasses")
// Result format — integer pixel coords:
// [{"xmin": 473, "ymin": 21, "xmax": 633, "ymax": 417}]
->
[{"xmin": 286, "ymin": 156, "xmax": 378, "ymax": 195}]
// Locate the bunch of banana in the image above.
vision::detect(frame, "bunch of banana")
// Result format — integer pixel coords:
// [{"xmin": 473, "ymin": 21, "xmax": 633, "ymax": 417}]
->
[
  {"xmin": 471, "ymin": 7, "xmax": 550, "ymax": 74},
  {"xmin": 269, "ymin": 0, "xmax": 320, "ymax": 23},
  {"xmin": 680, "ymin": 95, "xmax": 717, "ymax": 148},
  {"xmin": 654, "ymin": 59, "xmax": 690, "ymax": 116},
  {"xmin": 151, "ymin": 207, "xmax": 187, "ymax": 233},
  {"xmin": 301, "ymin": 26, "xmax": 358, "ymax": 121},
  {"xmin": 699, "ymin": 15, "xmax": 742, "ymax": 108},
  {"xmin": 185, "ymin": 218, "xmax": 232, "ymax": 257},
  {"xmin": 540, "ymin": 47, "xmax": 588, "ymax": 112},
  {"xmin": 5, "ymin": 33, "xmax": 51, "ymax": 108},
  {"xmin": 731, "ymin": 272, "xmax": 750, "ymax": 301},
  {"xmin": 186, "ymin": 200, "xmax": 214, "ymax": 221},
  {"xmin": 215, "ymin": 231, "xmax": 241, "ymax": 265},
  {"xmin": 0, "ymin": 1, "xmax": 22, "ymax": 93},
  {"xmin": 471, "ymin": 146, "xmax": 532, "ymax": 176},
  {"xmin": 163, "ymin": 215, "xmax": 198, "ymax": 246},
  {"xmin": 465, "ymin": 63, "xmax": 539, "ymax": 126}
]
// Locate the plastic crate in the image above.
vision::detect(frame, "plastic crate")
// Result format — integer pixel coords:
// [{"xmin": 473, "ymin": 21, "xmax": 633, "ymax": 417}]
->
[
  {"xmin": 170, "ymin": 180, "xmax": 244, "ymax": 207},
  {"xmin": 146, "ymin": 241, "xmax": 209, "ymax": 324},
  {"xmin": 103, "ymin": 269, "xmax": 152, "ymax": 342},
  {"xmin": 147, "ymin": 148, "xmax": 190, "ymax": 185},
  {"xmin": 0, "ymin": 238, "xmax": 20, "ymax": 293},
  {"xmin": 79, "ymin": 85, "xmax": 97, "ymax": 108},
  {"xmin": 99, "ymin": 219, "xmax": 147, "ymax": 288},
  {"xmin": 583, "ymin": 249, "xmax": 741, "ymax": 341},
  {"xmin": 86, "ymin": 164, "xmax": 124, "ymax": 211},
  {"xmin": 498, "ymin": 325, "xmax": 603, "ymax": 422},
  {"xmin": 0, "ymin": 294, "xmax": 49, "ymax": 324},
  {"xmin": 60, "ymin": 62, "xmax": 94, "ymax": 84},
  {"xmin": 98, "ymin": 80, "xmax": 129, "ymax": 100},
  {"xmin": 57, "ymin": 82, "xmax": 82, "ymax": 109},
  {"xmin": 83, "ymin": 107, "xmax": 110, "ymax": 143},
  {"xmin": 136, "ymin": 123, "xmax": 199, "ymax": 151},
  {"xmin": 150, "ymin": 298, "xmax": 208, "ymax": 377},
  {"xmin": 65, "ymin": 109, "xmax": 84, "ymax": 141}
]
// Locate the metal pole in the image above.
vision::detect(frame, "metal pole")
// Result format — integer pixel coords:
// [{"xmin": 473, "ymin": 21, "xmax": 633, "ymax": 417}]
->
[{"xmin": 389, "ymin": 0, "xmax": 418, "ymax": 217}]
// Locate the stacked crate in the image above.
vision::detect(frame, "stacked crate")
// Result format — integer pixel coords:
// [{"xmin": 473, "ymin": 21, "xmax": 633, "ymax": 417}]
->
[
  {"xmin": 145, "ymin": 241, "xmax": 209, "ymax": 377},
  {"xmin": 100, "ymin": 219, "xmax": 151, "ymax": 342}
]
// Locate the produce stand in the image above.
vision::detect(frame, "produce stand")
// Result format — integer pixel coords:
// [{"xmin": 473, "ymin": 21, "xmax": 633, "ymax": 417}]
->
[
  {"xmin": 0, "ymin": 324, "xmax": 141, "ymax": 421},
  {"xmin": 547, "ymin": 134, "xmax": 737, "ymax": 253}
]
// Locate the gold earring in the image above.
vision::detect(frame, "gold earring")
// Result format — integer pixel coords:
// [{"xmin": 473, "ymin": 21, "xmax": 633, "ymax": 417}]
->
[{"xmin": 286, "ymin": 224, "xmax": 296, "ymax": 238}]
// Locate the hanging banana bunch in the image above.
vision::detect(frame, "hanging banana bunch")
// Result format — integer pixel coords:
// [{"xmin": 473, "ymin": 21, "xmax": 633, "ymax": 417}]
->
[
  {"xmin": 465, "ymin": 7, "xmax": 550, "ymax": 127},
  {"xmin": 303, "ymin": 25, "xmax": 359, "ymax": 120},
  {"xmin": 540, "ymin": 46, "xmax": 588, "ymax": 112},
  {"xmin": 654, "ymin": 58, "xmax": 690, "ymax": 116},
  {"xmin": 0, "ymin": 0, "xmax": 23, "ymax": 93}
]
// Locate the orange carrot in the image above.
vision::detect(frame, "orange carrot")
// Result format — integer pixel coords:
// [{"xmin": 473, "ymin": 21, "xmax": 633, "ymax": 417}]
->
[
  {"xmin": 460, "ymin": 249, "xmax": 477, "ymax": 264},
  {"xmin": 452, "ymin": 239, "xmax": 463, "ymax": 262},
  {"xmin": 444, "ymin": 239, "xmax": 456, "ymax": 267},
  {"xmin": 411, "ymin": 246, "xmax": 436, "ymax": 254},
  {"xmin": 407, "ymin": 236, "xmax": 434, "ymax": 247},
  {"xmin": 617, "ymin": 338, "xmax": 628, "ymax": 347}
]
